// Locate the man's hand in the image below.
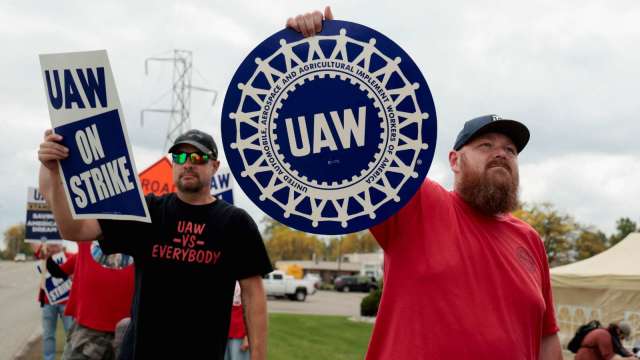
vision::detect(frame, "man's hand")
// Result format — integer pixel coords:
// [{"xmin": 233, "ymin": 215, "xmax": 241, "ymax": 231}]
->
[
  {"xmin": 38, "ymin": 129, "xmax": 68, "ymax": 173},
  {"xmin": 241, "ymin": 336, "xmax": 250, "ymax": 352},
  {"xmin": 286, "ymin": 6, "xmax": 334, "ymax": 37}
]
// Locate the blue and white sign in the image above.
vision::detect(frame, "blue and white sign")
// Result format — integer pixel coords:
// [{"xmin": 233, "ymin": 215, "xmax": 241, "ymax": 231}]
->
[
  {"xmin": 36, "ymin": 252, "xmax": 72, "ymax": 305},
  {"xmin": 39, "ymin": 50, "xmax": 150, "ymax": 222},
  {"xmin": 211, "ymin": 167, "xmax": 234, "ymax": 204},
  {"xmin": 221, "ymin": 20, "xmax": 437, "ymax": 234},
  {"xmin": 25, "ymin": 187, "xmax": 63, "ymax": 244}
]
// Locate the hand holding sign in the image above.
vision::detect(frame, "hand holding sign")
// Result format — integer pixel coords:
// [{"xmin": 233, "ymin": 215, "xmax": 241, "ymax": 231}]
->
[
  {"xmin": 221, "ymin": 14, "xmax": 437, "ymax": 234},
  {"xmin": 39, "ymin": 50, "xmax": 150, "ymax": 222},
  {"xmin": 38, "ymin": 129, "xmax": 68, "ymax": 173}
]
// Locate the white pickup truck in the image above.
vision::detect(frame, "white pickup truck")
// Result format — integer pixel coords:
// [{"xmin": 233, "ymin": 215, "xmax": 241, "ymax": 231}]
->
[{"xmin": 263, "ymin": 270, "xmax": 316, "ymax": 301}]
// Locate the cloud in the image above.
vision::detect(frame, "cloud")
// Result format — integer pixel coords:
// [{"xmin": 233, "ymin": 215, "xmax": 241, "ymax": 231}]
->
[
  {"xmin": 520, "ymin": 153, "xmax": 640, "ymax": 234},
  {"xmin": 1, "ymin": 0, "xmax": 639, "ymax": 241}
]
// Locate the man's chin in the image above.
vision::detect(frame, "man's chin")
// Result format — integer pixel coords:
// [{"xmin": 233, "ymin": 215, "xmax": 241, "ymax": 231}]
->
[
  {"xmin": 177, "ymin": 180, "xmax": 204, "ymax": 193},
  {"xmin": 486, "ymin": 170, "xmax": 512, "ymax": 185}
]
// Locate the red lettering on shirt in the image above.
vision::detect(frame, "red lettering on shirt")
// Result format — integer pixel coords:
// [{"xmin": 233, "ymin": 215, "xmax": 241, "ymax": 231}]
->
[{"xmin": 150, "ymin": 244, "xmax": 221, "ymax": 265}]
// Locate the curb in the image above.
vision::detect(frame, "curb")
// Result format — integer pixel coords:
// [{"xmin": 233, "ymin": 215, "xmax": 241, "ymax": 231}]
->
[{"xmin": 12, "ymin": 327, "xmax": 42, "ymax": 360}]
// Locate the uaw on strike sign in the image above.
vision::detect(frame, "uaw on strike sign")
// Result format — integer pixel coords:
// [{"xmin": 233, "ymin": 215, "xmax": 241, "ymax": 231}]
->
[
  {"xmin": 222, "ymin": 20, "xmax": 437, "ymax": 235},
  {"xmin": 39, "ymin": 50, "xmax": 150, "ymax": 222}
]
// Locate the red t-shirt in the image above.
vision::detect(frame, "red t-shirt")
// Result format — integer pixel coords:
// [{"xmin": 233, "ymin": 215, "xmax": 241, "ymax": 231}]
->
[
  {"xmin": 368, "ymin": 179, "xmax": 558, "ymax": 360},
  {"xmin": 228, "ymin": 282, "xmax": 246, "ymax": 339},
  {"xmin": 60, "ymin": 242, "xmax": 135, "ymax": 332}
]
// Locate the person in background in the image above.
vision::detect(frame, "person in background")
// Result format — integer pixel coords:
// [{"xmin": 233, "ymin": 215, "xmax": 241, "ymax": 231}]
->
[
  {"xmin": 576, "ymin": 321, "xmax": 637, "ymax": 360},
  {"xmin": 34, "ymin": 242, "xmax": 75, "ymax": 360},
  {"xmin": 46, "ymin": 241, "xmax": 134, "ymax": 360},
  {"xmin": 226, "ymin": 282, "xmax": 250, "ymax": 360}
]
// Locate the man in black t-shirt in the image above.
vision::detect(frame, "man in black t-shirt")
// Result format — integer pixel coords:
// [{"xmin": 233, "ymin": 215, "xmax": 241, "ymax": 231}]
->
[{"xmin": 38, "ymin": 128, "xmax": 272, "ymax": 359}]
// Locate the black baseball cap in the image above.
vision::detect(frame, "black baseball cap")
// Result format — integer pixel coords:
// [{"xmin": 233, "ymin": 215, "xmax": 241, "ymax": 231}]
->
[
  {"xmin": 453, "ymin": 114, "xmax": 530, "ymax": 153},
  {"xmin": 168, "ymin": 129, "xmax": 218, "ymax": 159}
]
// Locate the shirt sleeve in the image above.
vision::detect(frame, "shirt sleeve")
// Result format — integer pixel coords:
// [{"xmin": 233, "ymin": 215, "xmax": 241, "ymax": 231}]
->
[
  {"xmin": 229, "ymin": 208, "xmax": 273, "ymax": 280},
  {"xmin": 98, "ymin": 195, "xmax": 156, "ymax": 258},
  {"xmin": 536, "ymin": 234, "xmax": 560, "ymax": 336},
  {"xmin": 369, "ymin": 178, "xmax": 440, "ymax": 251}
]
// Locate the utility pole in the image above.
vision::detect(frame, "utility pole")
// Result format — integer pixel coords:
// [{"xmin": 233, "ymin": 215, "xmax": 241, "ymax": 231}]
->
[{"xmin": 141, "ymin": 49, "xmax": 217, "ymax": 151}]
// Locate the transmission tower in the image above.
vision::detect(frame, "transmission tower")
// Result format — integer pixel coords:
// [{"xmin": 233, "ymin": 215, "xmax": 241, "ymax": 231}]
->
[{"xmin": 141, "ymin": 49, "xmax": 217, "ymax": 151}]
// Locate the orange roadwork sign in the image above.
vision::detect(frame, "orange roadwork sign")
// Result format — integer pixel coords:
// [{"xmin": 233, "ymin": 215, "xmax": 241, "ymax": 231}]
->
[{"xmin": 138, "ymin": 157, "xmax": 176, "ymax": 196}]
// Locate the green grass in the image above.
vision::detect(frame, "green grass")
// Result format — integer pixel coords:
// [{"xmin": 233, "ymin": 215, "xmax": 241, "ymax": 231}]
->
[
  {"xmin": 25, "ymin": 314, "xmax": 373, "ymax": 360},
  {"xmin": 268, "ymin": 313, "xmax": 373, "ymax": 360}
]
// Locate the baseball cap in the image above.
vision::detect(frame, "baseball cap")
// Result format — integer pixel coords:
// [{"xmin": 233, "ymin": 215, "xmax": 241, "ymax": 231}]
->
[
  {"xmin": 619, "ymin": 321, "xmax": 632, "ymax": 338},
  {"xmin": 168, "ymin": 129, "xmax": 218, "ymax": 159},
  {"xmin": 453, "ymin": 114, "xmax": 530, "ymax": 153}
]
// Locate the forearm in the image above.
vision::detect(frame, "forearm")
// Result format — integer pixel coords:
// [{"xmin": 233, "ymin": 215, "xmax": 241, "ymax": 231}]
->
[
  {"xmin": 539, "ymin": 334, "xmax": 562, "ymax": 360},
  {"xmin": 241, "ymin": 278, "xmax": 268, "ymax": 360},
  {"xmin": 39, "ymin": 163, "xmax": 99, "ymax": 241}
]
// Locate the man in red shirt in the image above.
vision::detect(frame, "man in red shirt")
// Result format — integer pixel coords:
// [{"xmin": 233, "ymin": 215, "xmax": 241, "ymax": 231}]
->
[
  {"xmin": 369, "ymin": 117, "xmax": 563, "ymax": 360},
  {"xmin": 47, "ymin": 241, "xmax": 134, "ymax": 359},
  {"xmin": 289, "ymin": 9, "xmax": 562, "ymax": 359},
  {"xmin": 576, "ymin": 322, "xmax": 636, "ymax": 360}
]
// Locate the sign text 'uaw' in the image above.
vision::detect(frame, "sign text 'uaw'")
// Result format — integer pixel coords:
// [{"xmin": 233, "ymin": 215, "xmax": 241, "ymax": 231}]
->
[
  {"xmin": 39, "ymin": 50, "xmax": 150, "ymax": 222},
  {"xmin": 25, "ymin": 187, "xmax": 63, "ymax": 243},
  {"xmin": 222, "ymin": 20, "xmax": 437, "ymax": 234}
]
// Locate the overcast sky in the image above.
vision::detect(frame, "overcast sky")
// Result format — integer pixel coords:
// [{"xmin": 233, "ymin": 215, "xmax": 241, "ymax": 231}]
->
[{"xmin": 2, "ymin": 0, "xmax": 639, "ymax": 245}]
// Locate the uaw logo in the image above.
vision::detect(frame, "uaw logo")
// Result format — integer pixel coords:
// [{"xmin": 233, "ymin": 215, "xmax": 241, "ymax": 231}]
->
[{"xmin": 222, "ymin": 20, "xmax": 437, "ymax": 234}]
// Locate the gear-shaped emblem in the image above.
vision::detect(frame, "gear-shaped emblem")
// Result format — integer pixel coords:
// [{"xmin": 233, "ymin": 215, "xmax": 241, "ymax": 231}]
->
[{"xmin": 222, "ymin": 20, "xmax": 437, "ymax": 234}]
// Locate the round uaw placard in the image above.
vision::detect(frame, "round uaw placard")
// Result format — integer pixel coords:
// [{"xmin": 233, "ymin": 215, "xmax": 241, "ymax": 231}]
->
[{"xmin": 221, "ymin": 20, "xmax": 437, "ymax": 234}]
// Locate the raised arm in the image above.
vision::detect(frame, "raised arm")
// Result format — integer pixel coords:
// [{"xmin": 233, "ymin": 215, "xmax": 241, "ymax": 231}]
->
[{"xmin": 38, "ymin": 129, "xmax": 102, "ymax": 241}]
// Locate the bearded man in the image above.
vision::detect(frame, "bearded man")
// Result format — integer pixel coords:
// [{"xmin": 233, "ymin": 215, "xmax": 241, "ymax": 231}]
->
[
  {"xmin": 368, "ymin": 114, "xmax": 562, "ymax": 359},
  {"xmin": 289, "ymin": 9, "xmax": 563, "ymax": 358}
]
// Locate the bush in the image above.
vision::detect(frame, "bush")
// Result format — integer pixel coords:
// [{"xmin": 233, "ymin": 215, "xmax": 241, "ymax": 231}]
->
[
  {"xmin": 319, "ymin": 283, "xmax": 335, "ymax": 291},
  {"xmin": 360, "ymin": 287, "xmax": 382, "ymax": 317}
]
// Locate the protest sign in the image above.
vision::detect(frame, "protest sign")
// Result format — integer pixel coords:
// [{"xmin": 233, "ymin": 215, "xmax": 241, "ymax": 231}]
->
[
  {"xmin": 221, "ymin": 20, "xmax": 437, "ymax": 234},
  {"xmin": 39, "ymin": 50, "xmax": 150, "ymax": 222},
  {"xmin": 36, "ymin": 252, "xmax": 72, "ymax": 304},
  {"xmin": 25, "ymin": 187, "xmax": 62, "ymax": 244}
]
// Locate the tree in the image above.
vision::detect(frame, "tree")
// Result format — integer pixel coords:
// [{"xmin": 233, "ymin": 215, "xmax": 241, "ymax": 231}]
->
[
  {"xmin": 513, "ymin": 203, "xmax": 577, "ymax": 266},
  {"xmin": 609, "ymin": 217, "xmax": 638, "ymax": 247},
  {"xmin": 574, "ymin": 226, "xmax": 608, "ymax": 261},
  {"xmin": 1, "ymin": 223, "xmax": 31, "ymax": 259},
  {"xmin": 262, "ymin": 217, "xmax": 324, "ymax": 263},
  {"xmin": 325, "ymin": 231, "xmax": 379, "ymax": 261}
]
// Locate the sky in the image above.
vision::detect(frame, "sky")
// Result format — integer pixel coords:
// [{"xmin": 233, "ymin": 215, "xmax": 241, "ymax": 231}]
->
[{"xmin": 2, "ymin": 0, "xmax": 639, "ymax": 245}]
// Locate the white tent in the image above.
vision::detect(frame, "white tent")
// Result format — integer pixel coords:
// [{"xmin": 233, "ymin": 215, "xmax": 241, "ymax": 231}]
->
[{"xmin": 551, "ymin": 232, "xmax": 640, "ymax": 346}]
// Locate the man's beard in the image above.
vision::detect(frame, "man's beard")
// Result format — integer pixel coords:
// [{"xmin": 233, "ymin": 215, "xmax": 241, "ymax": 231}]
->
[
  {"xmin": 176, "ymin": 171, "xmax": 206, "ymax": 193},
  {"xmin": 456, "ymin": 155, "xmax": 519, "ymax": 216}
]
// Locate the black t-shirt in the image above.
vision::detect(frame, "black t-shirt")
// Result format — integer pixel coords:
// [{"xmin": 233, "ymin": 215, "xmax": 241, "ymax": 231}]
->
[{"xmin": 98, "ymin": 193, "xmax": 272, "ymax": 360}]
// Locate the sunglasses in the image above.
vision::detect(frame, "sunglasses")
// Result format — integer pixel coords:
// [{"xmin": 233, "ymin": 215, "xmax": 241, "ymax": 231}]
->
[{"xmin": 171, "ymin": 152, "xmax": 211, "ymax": 165}]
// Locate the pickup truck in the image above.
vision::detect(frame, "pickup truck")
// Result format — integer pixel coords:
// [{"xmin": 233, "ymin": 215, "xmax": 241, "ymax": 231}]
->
[{"xmin": 263, "ymin": 270, "xmax": 316, "ymax": 301}]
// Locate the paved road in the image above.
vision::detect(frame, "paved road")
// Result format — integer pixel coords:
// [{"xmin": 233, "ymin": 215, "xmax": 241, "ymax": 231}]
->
[
  {"xmin": 267, "ymin": 289, "xmax": 368, "ymax": 317},
  {"xmin": 0, "ymin": 261, "xmax": 42, "ymax": 360}
]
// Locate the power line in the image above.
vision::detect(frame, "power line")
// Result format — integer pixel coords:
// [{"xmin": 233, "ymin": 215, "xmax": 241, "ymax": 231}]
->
[{"xmin": 140, "ymin": 49, "xmax": 217, "ymax": 151}]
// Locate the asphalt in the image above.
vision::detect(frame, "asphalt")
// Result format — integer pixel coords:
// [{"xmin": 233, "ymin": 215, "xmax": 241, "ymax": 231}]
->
[{"xmin": 0, "ymin": 261, "xmax": 42, "ymax": 360}]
